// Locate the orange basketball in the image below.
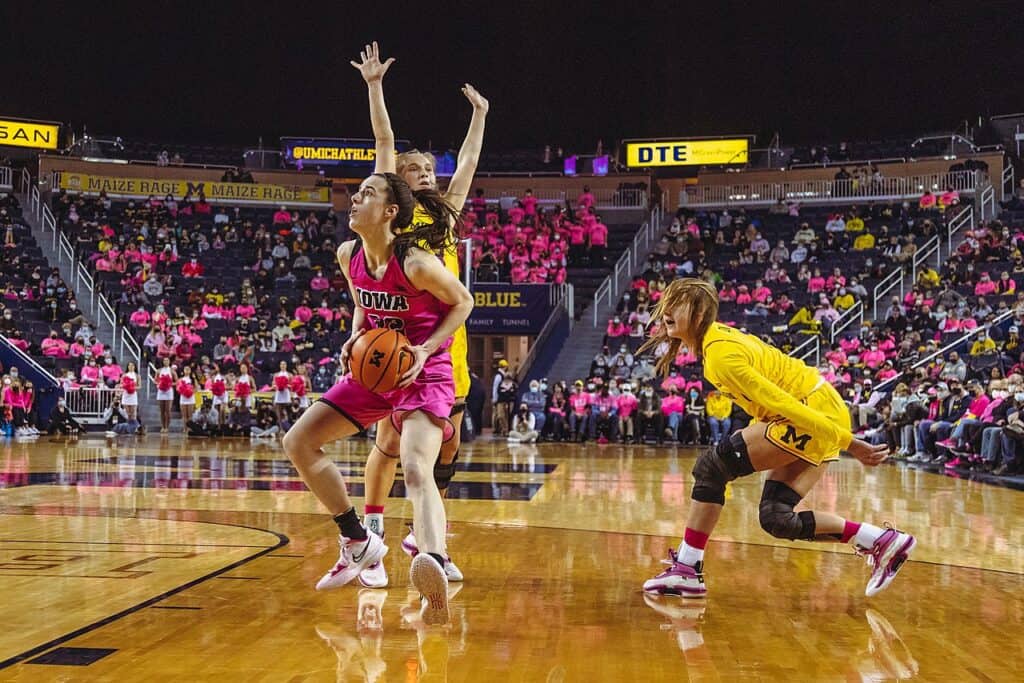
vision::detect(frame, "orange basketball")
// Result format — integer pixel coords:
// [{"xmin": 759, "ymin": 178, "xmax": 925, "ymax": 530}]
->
[{"xmin": 349, "ymin": 328, "xmax": 415, "ymax": 393}]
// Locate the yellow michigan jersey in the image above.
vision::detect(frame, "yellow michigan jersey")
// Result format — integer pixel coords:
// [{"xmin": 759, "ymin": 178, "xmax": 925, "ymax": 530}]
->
[
  {"xmin": 408, "ymin": 204, "xmax": 470, "ymax": 399},
  {"xmin": 701, "ymin": 322, "xmax": 853, "ymax": 465}
]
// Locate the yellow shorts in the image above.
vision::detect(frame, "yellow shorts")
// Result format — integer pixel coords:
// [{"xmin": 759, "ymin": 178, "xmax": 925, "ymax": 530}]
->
[
  {"xmin": 450, "ymin": 324, "xmax": 470, "ymax": 400},
  {"xmin": 763, "ymin": 381, "xmax": 851, "ymax": 466}
]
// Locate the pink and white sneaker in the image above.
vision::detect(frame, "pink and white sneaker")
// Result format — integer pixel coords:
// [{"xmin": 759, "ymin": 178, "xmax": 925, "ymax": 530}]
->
[
  {"xmin": 642, "ymin": 550, "xmax": 707, "ymax": 598},
  {"xmin": 858, "ymin": 527, "xmax": 915, "ymax": 597},
  {"xmin": 402, "ymin": 530, "xmax": 464, "ymax": 582},
  {"xmin": 315, "ymin": 532, "xmax": 388, "ymax": 591}
]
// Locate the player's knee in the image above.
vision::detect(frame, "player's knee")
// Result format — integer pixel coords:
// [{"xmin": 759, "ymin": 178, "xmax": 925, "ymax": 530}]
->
[
  {"xmin": 403, "ymin": 458, "xmax": 431, "ymax": 492},
  {"xmin": 282, "ymin": 430, "xmax": 312, "ymax": 465},
  {"xmin": 433, "ymin": 451, "xmax": 458, "ymax": 490},
  {"xmin": 691, "ymin": 432, "xmax": 754, "ymax": 505},
  {"xmin": 758, "ymin": 480, "xmax": 816, "ymax": 540}
]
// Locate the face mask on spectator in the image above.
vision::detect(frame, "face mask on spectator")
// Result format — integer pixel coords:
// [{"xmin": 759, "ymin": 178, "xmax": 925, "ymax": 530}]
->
[
  {"xmin": 540, "ymin": 382, "xmax": 548, "ymax": 391},
  {"xmin": 1016, "ymin": 393, "xmax": 1024, "ymax": 403}
]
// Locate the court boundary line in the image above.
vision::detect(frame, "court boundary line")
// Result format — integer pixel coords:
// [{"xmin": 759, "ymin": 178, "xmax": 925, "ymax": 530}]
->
[{"xmin": 0, "ymin": 518, "xmax": 288, "ymax": 670}]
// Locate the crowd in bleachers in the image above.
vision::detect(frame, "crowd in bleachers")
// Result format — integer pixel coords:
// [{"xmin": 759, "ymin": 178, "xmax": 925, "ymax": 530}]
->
[
  {"xmin": 468, "ymin": 187, "xmax": 608, "ymax": 283},
  {"xmin": 51, "ymin": 190, "xmax": 352, "ymax": 436}
]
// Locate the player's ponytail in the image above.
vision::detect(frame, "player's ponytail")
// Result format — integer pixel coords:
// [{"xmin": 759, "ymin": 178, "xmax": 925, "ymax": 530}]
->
[{"xmin": 637, "ymin": 278, "xmax": 719, "ymax": 376}]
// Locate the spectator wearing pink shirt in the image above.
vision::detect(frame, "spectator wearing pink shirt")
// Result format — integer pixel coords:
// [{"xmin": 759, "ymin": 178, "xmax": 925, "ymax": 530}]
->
[
  {"xmin": 577, "ymin": 185, "xmax": 595, "ymax": 211},
  {"xmin": 508, "ymin": 202, "xmax": 525, "ymax": 225},
  {"xmin": 860, "ymin": 343, "xmax": 886, "ymax": 369},
  {"xmin": 273, "ymin": 206, "xmax": 292, "ymax": 225},
  {"xmin": 80, "ymin": 358, "xmax": 101, "ymax": 387},
  {"xmin": 919, "ymin": 191, "xmax": 937, "ymax": 210},
  {"xmin": 807, "ymin": 268, "xmax": 826, "ymax": 294},
  {"xmin": 100, "ymin": 357, "xmax": 123, "ymax": 387},
  {"xmin": 41, "ymin": 332, "xmax": 69, "ymax": 358},
  {"xmin": 129, "ymin": 306, "xmax": 151, "ymax": 327},
  {"xmin": 616, "ymin": 386, "xmax": 638, "ymax": 443},
  {"xmin": 606, "ymin": 317, "xmax": 629, "ymax": 339},
  {"xmin": 735, "ymin": 285, "xmax": 752, "ymax": 305},
  {"xmin": 661, "ymin": 388, "xmax": 685, "ymax": 442},
  {"xmin": 68, "ymin": 339, "xmax": 87, "ymax": 358},
  {"xmin": 521, "ymin": 189, "xmax": 538, "ymax": 216},
  {"xmin": 309, "ymin": 271, "xmax": 330, "ymax": 291},
  {"xmin": 201, "ymin": 302, "xmax": 222, "ymax": 319},
  {"xmin": 294, "ymin": 304, "xmax": 313, "ymax": 324},
  {"xmin": 235, "ymin": 300, "xmax": 256, "ymax": 319},
  {"xmin": 661, "ymin": 371, "xmax": 687, "ymax": 393},
  {"xmin": 974, "ymin": 273, "xmax": 997, "ymax": 296},
  {"xmin": 751, "ymin": 280, "xmax": 772, "ymax": 303},
  {"xmin": 510, "ymin": 262, "xmax": 530, "ymax": 283}
]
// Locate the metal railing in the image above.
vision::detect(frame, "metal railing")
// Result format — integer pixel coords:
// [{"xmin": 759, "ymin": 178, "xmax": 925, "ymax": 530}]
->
[
  {"xmin": 681, "ymin": 170, "xmax": 980, "ymax": 208},
  {"xmin": 0, "ymin": 167, "xmax": 10, "ymax": 190},
  {"xmin": 872, "ymin": 266, "xmax": 905, "ymax": 320},
  {"xmin": 589, "ymin": 208, "xmax": 661, "ymax": 326},
  {"xmin": 980, "ymin": 183, "xmax": 995, "ymax": 222},
  {"xmin": 65, "ymin": 386, "xmax": 119, "ymax": 421},
  {"xmin": 495, "ymin": 189, "xmax": 566, "ymax": 205},
  {"xmin": 789, "ymin": 156, "xmax": 907, "ymax": 170},
  {"xmin": 591, "ymin": 188, "xmax": 648, "ymax": 209},
  {"xmin": 517, "ymin": 284, "xmax": 573, "ymax": 384},
  {"xmin": 1002, "ymin": 164, "xmax": 1015, "ymax": 202},
  {"xmin": 945, "ymin": 206, "xmax": 974, "ymax": 256},
  {"xmin": 911, "ymin": 235, "xmax": 941, "ymax": 286},
  {"xmin": 77, "ymin": 262, "xmax": 96, "ymax": 310},
  {"xmin": 875, "ymin": 309, "xmax": 1016, "ymax": 392},
  {"xmin": 789, "ymin": 335, "xmax": 820, "ymax": 367},
  {"xmin": 829, "ymin": 300, "xmax": 863, "ymax": 344},
  {"xmin": 122, "ymin": 330, "xmax": 142, "ymax": 368}
]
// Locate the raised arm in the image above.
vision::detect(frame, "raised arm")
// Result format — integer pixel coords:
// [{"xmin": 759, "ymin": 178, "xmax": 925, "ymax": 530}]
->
[
  {"xmin": 350, "ymin": 41, "xmax": 397, "ymax": 174},
  {"xmin": 444, "ymin": 84, "xmax": 489, "ymax": 210}
]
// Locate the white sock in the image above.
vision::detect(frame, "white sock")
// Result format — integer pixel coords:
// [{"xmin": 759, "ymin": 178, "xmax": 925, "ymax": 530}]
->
[
  {"xmin": 853, "ymin": 523, "xmax": 885, "ymax": 548},
  {"xmin": 364, "ymin": 513, "xmax": 384, "ymax": 538},
  {"xmin": 677, "ymin": 541, "xmax": 705, "ymax": 566}
]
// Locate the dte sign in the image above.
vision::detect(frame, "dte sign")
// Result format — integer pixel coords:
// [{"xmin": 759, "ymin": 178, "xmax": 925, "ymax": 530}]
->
[{"xmin": 625, "ymin": 138, "xmax": 748, "ymax": 167}]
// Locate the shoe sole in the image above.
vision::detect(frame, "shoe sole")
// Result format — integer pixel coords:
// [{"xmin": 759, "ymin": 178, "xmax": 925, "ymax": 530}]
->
[
  {"xmin": 642, "ymin": 582, "xmax": 707, "ymax": 598},
  {"xmin": 867, "ymin": 535, "xmax": 915, "ymax": 597},
  {"xmin": 410, "ymin": 555, "xmax": 449, "ymax": 626},
  {"xmin": 358, "ymin": 565, "xmax": 389, "ymax": 589}
]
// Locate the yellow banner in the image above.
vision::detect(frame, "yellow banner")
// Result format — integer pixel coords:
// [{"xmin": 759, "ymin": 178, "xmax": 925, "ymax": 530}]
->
[
  {"xmin": 625, "ymin": 139, "xmax": 748, "ymax": 167},
  {"xmin": 0, "ymin": 118, "xmax": 60, "ymax": 150},
  {"xmin": 59, "ymin": 173, "xmax": 330, "ymax": 204}
]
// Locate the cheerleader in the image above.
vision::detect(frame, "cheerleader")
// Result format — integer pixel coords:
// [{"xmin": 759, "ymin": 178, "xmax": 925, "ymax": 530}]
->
[
  {"xmin": 177, "ymin": 366, "xmax": 197, "ymax": 428},
  {"xmin": 208, "ymin": 364, "xmax": 229, "ymax": 428},
  {"xmin": 234, "ymin": 362, "xmax": 254, "ymax": 409},
  {"xmin": 272, "ymin": 360, "xmax": 292, "ymax": 426},
  {"xmin": 120, "ymin": 361, "xmax": 140, "ymax": 425},
  {"xmin": 155, "ymin": 357, "xmax": 177, "ymax": 433},
  {"xmin": 290, "ymin": 366, "xmax": 310, "ymax": 409}
]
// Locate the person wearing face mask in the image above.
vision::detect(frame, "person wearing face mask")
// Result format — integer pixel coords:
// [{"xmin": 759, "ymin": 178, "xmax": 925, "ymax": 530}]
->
[
  {"xmin": 48, "ymin": 398, "xmax": 82, "ymax": 436},
  {"xmin": 592, "ymin": 386, "xmax": 618, "ymax": 444},
  {"xmin": 704, "ymin": 390, "xmax": 733, "ymax": 447},
  {"xmin": 568, "ymin": 382, "xmax": 592, "ymax": 442},
  {"xmin": 680, "ymin": 388, "xmax": 706, "ymax": 445},
  {"xmin": 909, "ymin": 380, "xmax": 971, "ymax": 463},
  {"xmin": 635, "ymin": 384, "xmax": 664, "ymax": 445},
  {"xmin": 547, "ymin": 385, "xmax": 568, "ymax": 442},
  {"xmin": 507, "ymin": 403, "xmax": 538, "ymax": 443},
  {"xmin": 977, "ymin": 388, "xmax": 1024, "ymax": 475},
  {"xmin": 522, "ymin": 381, "xmax": 547, "ymax": 437},
  {"xmin": 616, "ymin": 384, "xmax": 638, "ymax": 444},
  {"xmin": 631, "ymin": 356, "xmax": 656, "ymax": 384},
  {"xmin": 943, "ymin": 381, "xmax": 1008, "ymax": 465}
]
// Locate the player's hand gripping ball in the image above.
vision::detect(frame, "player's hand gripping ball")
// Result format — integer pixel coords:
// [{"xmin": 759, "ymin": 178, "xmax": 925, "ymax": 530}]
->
[{"xmin": 349, "ymin": 328, "xmax": 415, "ymax": 393}]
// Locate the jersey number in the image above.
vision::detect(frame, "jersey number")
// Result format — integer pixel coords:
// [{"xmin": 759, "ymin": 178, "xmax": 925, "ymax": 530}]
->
[{"xmin": 367, "ymin": 314, "xmax": 405, "ymax": 332}]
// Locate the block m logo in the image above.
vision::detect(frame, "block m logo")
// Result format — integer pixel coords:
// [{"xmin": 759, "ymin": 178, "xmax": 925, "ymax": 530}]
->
[
  {"xmin": 779, "ymin": 425, "xmax": 812, "ymax": 452},
  {"xmin": 185, "ymin": 181, "xmax": 206, "ymax": 196}
]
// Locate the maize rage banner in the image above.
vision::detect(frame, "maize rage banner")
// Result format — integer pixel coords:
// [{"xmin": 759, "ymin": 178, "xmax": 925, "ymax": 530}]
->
[{"xmin": 59, "ymin": 173, "xmax": 330, "ymax": 204}]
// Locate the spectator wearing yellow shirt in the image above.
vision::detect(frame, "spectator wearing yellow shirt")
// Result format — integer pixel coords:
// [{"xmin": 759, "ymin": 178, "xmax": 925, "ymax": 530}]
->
[
  {"xmin": 852, "ymin": 230, "xmax": 875, "ymax": 251},
  {"xmin": 970, "ymin": 333, "xmax": 996, "ymax": 356},
  {"xmin": 916, "ymin": 266, "xmax": 940, "ymax": 289},
  {"xmin": 833, "ymin": 288, "xmax": 855, "ymax": 312},
  {"xmin": 788, "ymin": 305, "xmax": 822, "ymax": 335},
  {"xmin": 845, "ymin": 215, "xmax": 865, "ymax": 233},
  {"xmin": 704, "ymin": 390, "xmax": 733, "ymax": 446}
]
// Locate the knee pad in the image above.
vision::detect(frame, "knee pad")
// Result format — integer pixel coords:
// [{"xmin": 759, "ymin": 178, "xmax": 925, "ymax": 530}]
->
[
  {"xmin": 433, "ymin": 451, "xmax": 458, "ymax": 490},
  {"xmin": 758, "ymin": 480, "xmax": 816, "ymax": 541},
  {"xmin": 691, "ymin": 432, "xmax": 755, "ymax": 505}
]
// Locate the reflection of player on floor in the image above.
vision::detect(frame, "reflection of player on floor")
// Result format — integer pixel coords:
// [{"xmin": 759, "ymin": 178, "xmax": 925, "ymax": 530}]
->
[
  {"xmin": 351, "ymin": 41, "xmax": 489, "ymax": 589},
  {"xmin": 283, "ymin": 172, "xmax": 472, "ymax": 626},
  {"xmin": 640, "ymin": 279, "xmax": 915, "ymax": 598}
]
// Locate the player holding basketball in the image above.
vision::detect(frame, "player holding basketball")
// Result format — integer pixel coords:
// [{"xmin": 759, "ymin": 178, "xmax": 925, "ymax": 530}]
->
[
  {"xmin": 351, "ymin": 41, "xmax": 488, "ymax": 587},
  {"xmin": 283, "ymin": 172, "xmax": 472, "ymax": 625},
  {"xmin": 640, "ymin": 279, "xmax": 915, "ymax": 598}
]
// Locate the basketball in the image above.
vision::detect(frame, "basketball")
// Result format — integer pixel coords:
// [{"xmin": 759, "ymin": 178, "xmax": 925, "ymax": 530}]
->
[{"xmin": 349, "ymin": 328, "xmax": 415, "ymax": 393}]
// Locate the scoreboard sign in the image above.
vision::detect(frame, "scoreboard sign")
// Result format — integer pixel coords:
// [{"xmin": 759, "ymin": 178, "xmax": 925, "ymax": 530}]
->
[{"xmin": 625, "ymin": 138, "xmax": 748, "ymax": 167}]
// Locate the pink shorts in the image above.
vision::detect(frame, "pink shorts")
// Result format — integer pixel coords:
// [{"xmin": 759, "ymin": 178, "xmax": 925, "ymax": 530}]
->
[{"xmin": 320, "ymin": 353, "xmax": 456, "ymax": 441}]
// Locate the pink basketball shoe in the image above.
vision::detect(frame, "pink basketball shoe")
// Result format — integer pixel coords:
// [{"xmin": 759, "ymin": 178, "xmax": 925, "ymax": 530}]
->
[
  {"xmin": 858, "ymin": 527, "xmax": 916, "ymax": 597},
  {"xmin": 642, "ymin": 550, "xmax": 707, "ymax": 598}
]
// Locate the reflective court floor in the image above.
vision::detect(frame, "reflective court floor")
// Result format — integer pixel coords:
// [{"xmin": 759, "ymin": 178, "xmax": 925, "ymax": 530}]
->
[{"xmin": 1, "ymin": 436, "xmax": 1022, "ymax": 682}]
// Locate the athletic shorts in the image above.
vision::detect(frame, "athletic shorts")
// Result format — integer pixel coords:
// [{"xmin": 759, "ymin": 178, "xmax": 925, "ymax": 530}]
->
[
  {"xmin": 763, "ymin": 380, "xmax": 851, "ymax": 466},
  {"xmin": 320, "ymin": 352, "xmax": 455, "ymax": 441},
  {"xmin": 450, "ymin": 324, "xmax": 470, "ymax": 399}
]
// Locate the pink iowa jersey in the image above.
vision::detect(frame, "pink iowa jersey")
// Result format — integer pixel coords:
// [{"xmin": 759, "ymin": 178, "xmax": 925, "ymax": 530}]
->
[
  {"xmin": 320, "ymin": 243, "xmax": 456, "ymax": 440},
  {"xmin": 349, "ymin": 242, "xmax": 453, "ymax": 349}
]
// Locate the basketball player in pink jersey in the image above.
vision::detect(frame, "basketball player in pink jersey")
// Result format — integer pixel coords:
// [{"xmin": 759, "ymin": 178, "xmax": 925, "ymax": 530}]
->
[{"xmin": 284, "ymin": 172, "xmax": 473, "ymax": 625}]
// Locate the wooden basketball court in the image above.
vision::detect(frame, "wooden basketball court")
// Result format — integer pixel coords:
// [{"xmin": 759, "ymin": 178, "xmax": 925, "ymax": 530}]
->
[{"xmin": 1, "ymin": 435, "xmax": 1021, "ymax": 681}]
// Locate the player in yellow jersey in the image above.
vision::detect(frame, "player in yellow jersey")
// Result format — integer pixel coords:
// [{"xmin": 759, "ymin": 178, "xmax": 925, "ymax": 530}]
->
[
  {"xmin": 351, "ymin": 42, "xmax": 487, "ymax": 588},
  {"xmin": 639, "ymin": 279, "xmax": 915, "ymax": 598}
]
